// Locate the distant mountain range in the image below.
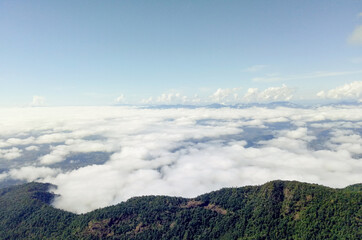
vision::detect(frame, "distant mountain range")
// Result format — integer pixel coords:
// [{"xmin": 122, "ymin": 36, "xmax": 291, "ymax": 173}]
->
[
  {"xmin": 0, "ymin": 180, "xmax": 360, "ymax": 239},
  {"xmin": 140, "ymin": 101, "xmax": 362, "ymax": 109}
]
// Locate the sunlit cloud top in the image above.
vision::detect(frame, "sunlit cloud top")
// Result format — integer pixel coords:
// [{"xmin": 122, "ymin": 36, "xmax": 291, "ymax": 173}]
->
[{"xmin": 0, "ymin": 105, "xmax": 361, "ymax": 213}]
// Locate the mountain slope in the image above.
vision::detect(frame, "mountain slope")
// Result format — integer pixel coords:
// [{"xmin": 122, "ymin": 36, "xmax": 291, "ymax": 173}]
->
[
  {"xmin": 0, "ymin": 181, "xmax": 360, "ymax": 239},
  {"xmin": 0, "ymin": 183, "xmax": 76, "ymax": 239}
]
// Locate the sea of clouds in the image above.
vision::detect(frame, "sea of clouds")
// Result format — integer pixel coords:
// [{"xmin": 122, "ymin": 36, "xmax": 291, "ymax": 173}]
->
[{"xmin": 0, "ymin": 105, "xmax": 361, "ymax": 213}]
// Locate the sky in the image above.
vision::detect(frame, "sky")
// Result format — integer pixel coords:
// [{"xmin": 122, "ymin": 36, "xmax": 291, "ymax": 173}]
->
[{"xmin": 1, "ymin": 0, "xmax": 362, "ymax": 106}]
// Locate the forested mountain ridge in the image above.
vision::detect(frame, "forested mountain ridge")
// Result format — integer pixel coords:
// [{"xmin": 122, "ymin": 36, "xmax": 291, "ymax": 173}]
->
[{"xmin": 0, "ymin": 180, "xmax": 361, "ymax": 239}]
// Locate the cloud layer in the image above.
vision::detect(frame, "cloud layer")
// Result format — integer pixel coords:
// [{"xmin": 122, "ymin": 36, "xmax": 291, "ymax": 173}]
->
[
  {"xmin": 0, "ymin": 105, "xmax": 361, "ymax": 213},
  {"xmin": 317, "ymin": 81, "xmax": 362, "ymax": 101}
]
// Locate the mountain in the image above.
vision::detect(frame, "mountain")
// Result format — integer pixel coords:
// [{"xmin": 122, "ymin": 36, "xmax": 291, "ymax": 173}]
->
[
  {"xmin": 0, "ymin": 180, "xmax": 361, "ymax": 239},
  {"xmin": 232, "ymin": 101, "xmax": 303, "ymax": 109}
]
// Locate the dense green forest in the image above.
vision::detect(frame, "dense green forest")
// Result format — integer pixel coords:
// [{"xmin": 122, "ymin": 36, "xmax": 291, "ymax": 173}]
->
[{"xmin": 0, "ymin": 180, "xmax": 360, "ymax": 239}]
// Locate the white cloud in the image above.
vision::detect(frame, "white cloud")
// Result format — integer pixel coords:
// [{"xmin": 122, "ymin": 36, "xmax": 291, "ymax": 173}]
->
[
  {"xmin": 39, "ymin": 145, "xmax": 69, "ymax": 165},
  {"xmin": 348, "ymin": 25, "xmax": 362, "ymax": 45},
  {"xmin": 259, "ymin": 127, "xmax": 316, "ymax": 154},
  {"xmin": 0, "ymin": 141, "xmax": 10, "ymax": 148},
  {"xmin": 243, "ymin": 84, "xmax": 294, "ymax": 102},
  {"xmin": 0, "ymin": 106, "xmax": 361, "ymax": 213},
  {"xmin": 0, "ymin": 147, "xmax": 22, "ymax": 160},
  {"xmin": 317, "ymin": 81, "xmax": 362, "ymax": 100},
  {"xmin": 327, "ymin": 129, "xmax": 362, "ymax": 155},
  {"xmin": 316, "ymin": 91, "xmax": 326, "ymax": 98},
  {"xmin": 259, "ymin": 85, "xmax": 294, "ymax": 101},
  {"xmin": 50, "ymin": 128, "xmax": 362, "ymax": 213},
  {"xmin": 31, "ymin": 95, "xmax": 45, "ymax": 107},
  {"xmin": 39, "ymin": 140, "xmax": 115, "ymax": 165},
  {"xmin": 141, "ymin": 97, "xmax": 153, "ymax": 104},
  {"xmin": 243, "ymin": 88, "xmax": 259, "ymax": 101},
  {"xmin": 36, "ymin": 133, "xmax": 69, "ymax": 144},
  {"xmin": 0, "ymin": 172, "xmax": 8, "ymax": 181},
  {"xmin": 9, "ymin": 166, "xmax": 60, "ymax": 182},
  {"xmin": 142, "ymin": 92, "xmax": 202, "ymax": 105},
  {"xmin": 157, "ymin": 92, "xmax": 187, "ymax": 104},
  {"xmin": 115, "ymin": 94, "xmax": 125, "ymax": 103},
  {"xmin": 25, "ymin": 145, "xmax": 40, "ymax": 151},
  {"xmin": 210, "ymin": 88, "xmax": 241, "ymax": 103},
  {"xmin": 7, "ymin": 137, "xmax": 35, "ymax": 145}
]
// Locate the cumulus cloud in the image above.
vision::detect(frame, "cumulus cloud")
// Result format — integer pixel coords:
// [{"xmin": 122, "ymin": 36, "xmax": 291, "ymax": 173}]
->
[
  {"xmin": 31, "ymin": 95, "xmax": 46, "ymax": 107},
  {"xmin": 244, "ymin": 84, "xmax": 294, "ymax": 102},
  {"xmin": 140, "ymin": 85, "xmax": 297, "ymax": 105},
  {"xmin": 141, "ymin": 97, "xmax": 154, "ymax": 104},
  {"xmin": 348, "ymin": 25, "xmax": 362, "ymax": 45},
  {"xmin": 210, "ymin": 88, "xmax": 241, "ymax": 103},
  {"xmin": 157, "ymin": 92, "xmax": 187, "ymax": 104},
  {"xmin": 9, "ymin": 166, "xmax": 60, "ymax": 182},
  {"xmin": 327, "ymin": 129, "xmax": 362, "ymax": 155},
  {"xmin": 39, "ymin": 140, "xmax": 115, "ymax": 165},
  {"xmin": 142, "ymin": 92, "xmax": 187, "ymax": 104},
  {"xmin": 0, "ymin": 147, "xmax": 22, "ymax": 160},
  {"xmin": 25, "ymin": 145, "xmax": 40, "ymax": 151},
  {"xmin": 7, "ymin": 137, "xmax": 35, "ymax": 145},
  {"xmin": 0, "ymin": 106, "xmax": 361, "ymax": 214},
  {"xmin": 142, "ymin": 92, "xmax": 202, "ymax": 105},
  {"xmin": 39, "ymin": 145, "xmax": 69, "ymax": 165},
  {"xmin": 259, "ymin": 127, "xmax": 316, "ymax": 154},
  {"xmin": 115, "ymin": 94, "xmax": 125, "ymax": 103},
  {"xmin": 317, "ymin": 81, "xmax": 362, "ymax": 100},
  {"xmin": 36, "ymin": 133, "xmax": 69, "ymax": 144}
]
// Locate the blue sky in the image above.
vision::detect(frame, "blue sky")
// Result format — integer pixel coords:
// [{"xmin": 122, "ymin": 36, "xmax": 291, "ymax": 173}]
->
[{"xmin": 1, "ymin": 0, "xmax": 362, "ymax": 106}]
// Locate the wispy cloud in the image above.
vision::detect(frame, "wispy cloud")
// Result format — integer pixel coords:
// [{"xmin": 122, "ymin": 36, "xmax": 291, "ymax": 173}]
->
[
  {"xmin": 243, "ymin": 65, "xmax": 267, "ymax": 72},
  {"xmin": 348, "ymin": 25, "xmax": 362, "ymax": 45},
  {"xmin": 252, "ymin": 70, "xmax": 362, "ymax": 82}
]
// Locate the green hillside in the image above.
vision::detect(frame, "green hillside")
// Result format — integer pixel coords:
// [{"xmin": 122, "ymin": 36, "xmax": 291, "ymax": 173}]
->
[{"xmin": 0, "ymin": 180, "xmax": 361, "ymax": 240}]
